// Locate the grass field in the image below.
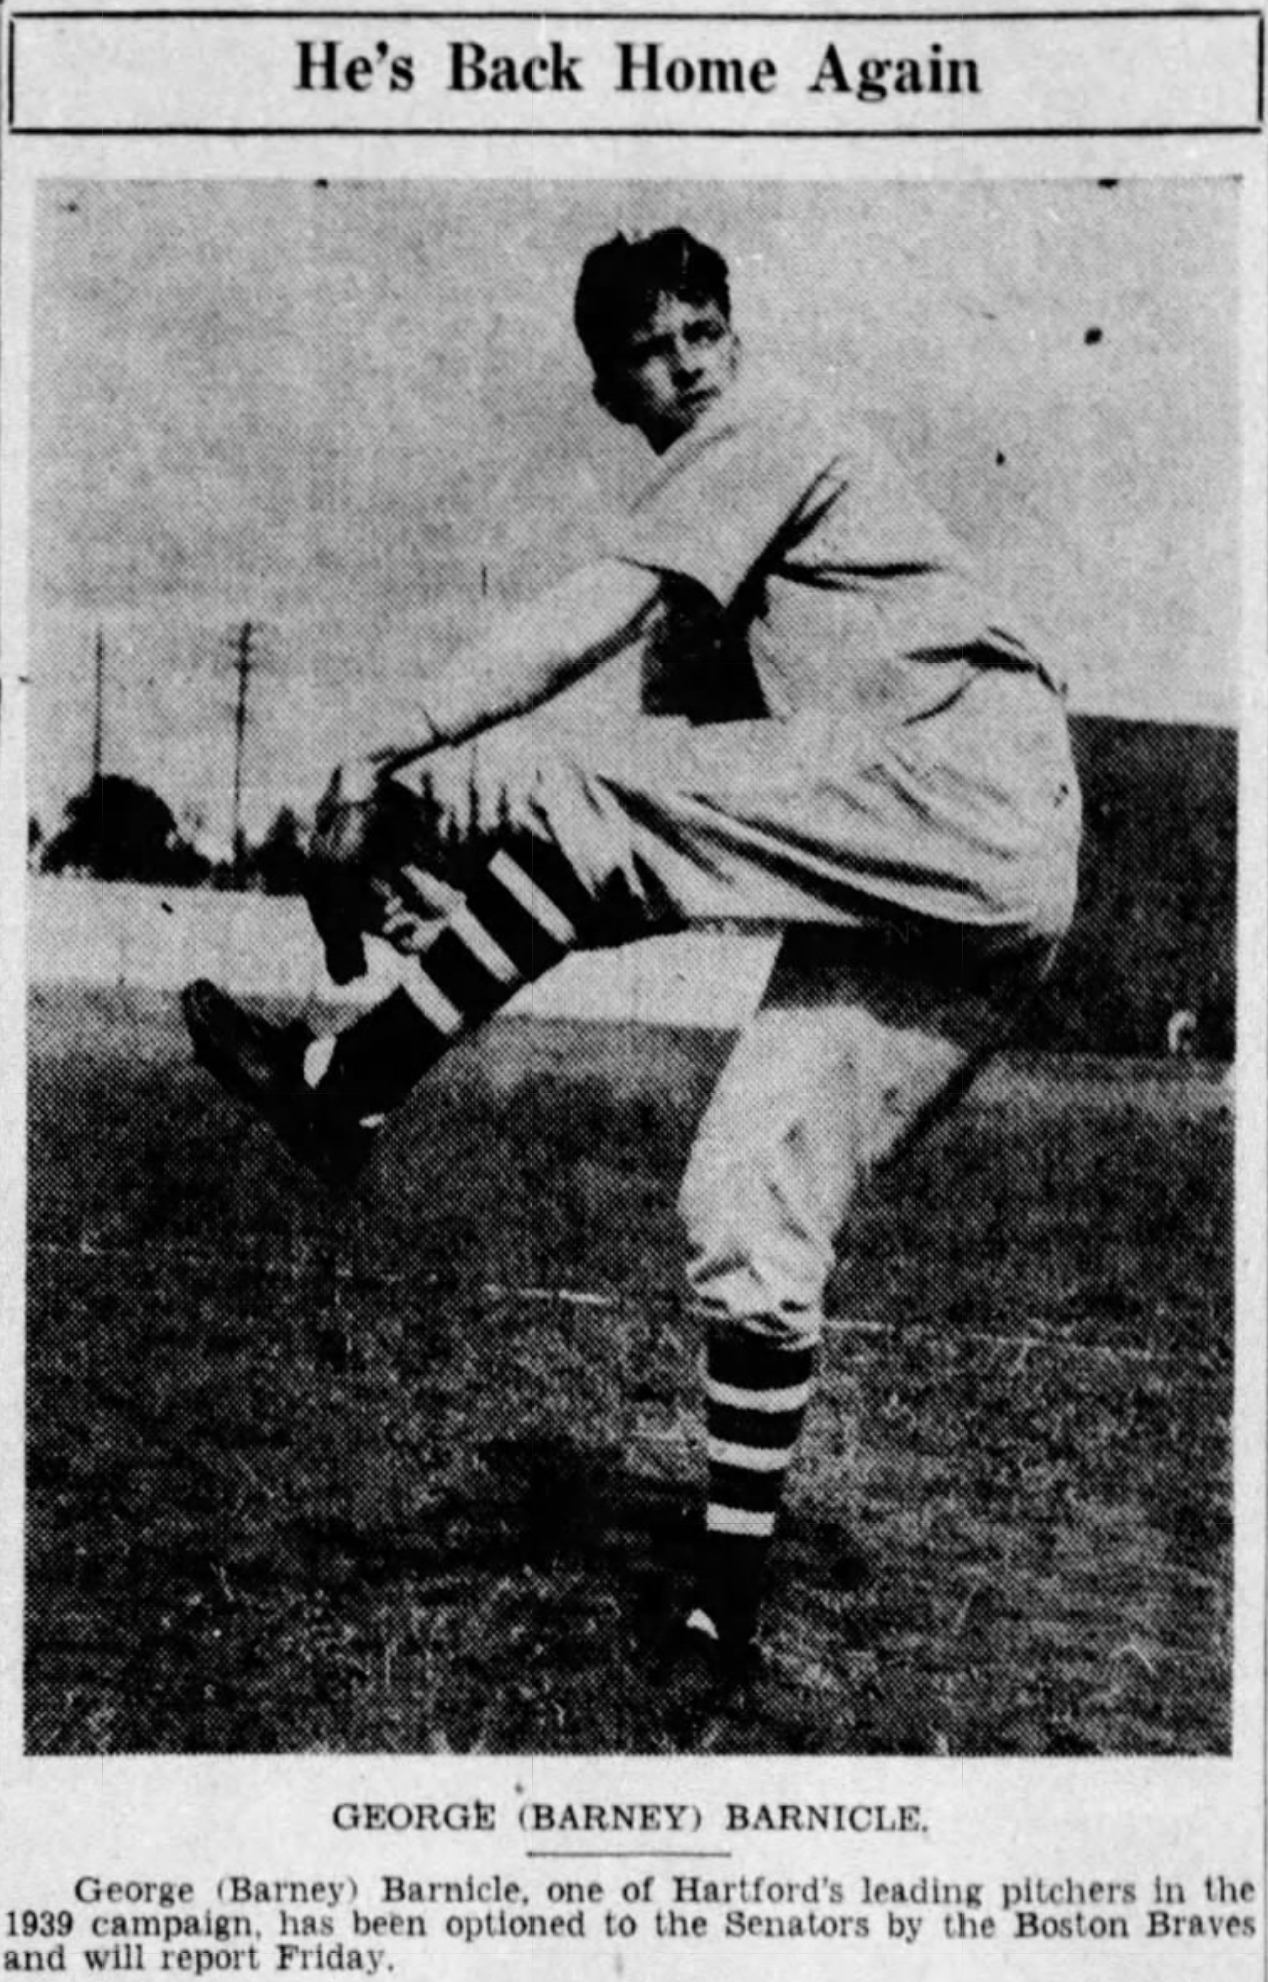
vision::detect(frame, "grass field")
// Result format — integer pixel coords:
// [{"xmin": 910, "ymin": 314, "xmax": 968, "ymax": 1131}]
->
[{"xmin": 26, "ymin": 986, "xmax": 1234, "ymax": 1756}]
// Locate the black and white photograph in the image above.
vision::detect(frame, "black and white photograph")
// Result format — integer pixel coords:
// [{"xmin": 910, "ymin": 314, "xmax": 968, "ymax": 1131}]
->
[{"xmin": 22, "ymin": 174, "xmax": 1239, "ymax": 1761}]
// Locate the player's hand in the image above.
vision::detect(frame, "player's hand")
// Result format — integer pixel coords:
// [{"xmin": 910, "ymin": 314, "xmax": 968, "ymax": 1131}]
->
[
  {"xmin": 373, "ymin": 864, "xmax": 463, "ymax": 951},
  {"xmin": 311, "ymin": 746, "xmax": 414, "ymax": 880},
  {"xmin": 319, "ymin": 751, "xmax": 389, "ymax": 811},
  {"xmin": 319, "ymin": 722, "xmax": 444, "ymax": 818},
  {"xmin": 307, "ymin": 757, "xmax": 456, "ymax": 984},
  {"xmin": 315, "ymin": 754, "xmax": 384, "ymax": 831}
]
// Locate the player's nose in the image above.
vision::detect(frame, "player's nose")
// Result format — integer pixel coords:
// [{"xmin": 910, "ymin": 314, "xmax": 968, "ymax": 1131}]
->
[{"xmin": 669, "ymin": 335, "xmax": 703, "ymax": 383}]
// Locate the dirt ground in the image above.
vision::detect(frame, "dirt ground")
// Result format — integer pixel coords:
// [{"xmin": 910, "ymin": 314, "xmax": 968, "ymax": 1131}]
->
[{"xmin": 25, "ymin": 987, "xmax": 1233, "ymax": 1755}]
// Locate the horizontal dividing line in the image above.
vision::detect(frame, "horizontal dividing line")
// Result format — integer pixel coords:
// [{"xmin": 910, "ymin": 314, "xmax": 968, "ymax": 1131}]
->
[
  {"xmin": 8, "ymin": 123, "xmax": 1262, "ymax": 137},
  {"xmin": 13, "ymin": 9, "xmax": 1259, "ymax": 136},
  {"xmin": 10, "ymin": 8, "xmax": 1264, "ymax": 19},
  {"xmin": 525, "ymin": 1851, "xmax": 732, "ymax": 1859}
]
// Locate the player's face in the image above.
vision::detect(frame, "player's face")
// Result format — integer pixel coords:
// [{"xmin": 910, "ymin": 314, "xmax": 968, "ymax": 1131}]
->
[{"xmin": 600, "ymin": 293, "xmax": 739, "ymax": 451}]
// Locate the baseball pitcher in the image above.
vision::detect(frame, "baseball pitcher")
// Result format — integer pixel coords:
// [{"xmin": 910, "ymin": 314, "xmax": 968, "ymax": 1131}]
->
[{"xmin": 184, "ymin": 227, "xmax": 1082, "ymax": 1737}]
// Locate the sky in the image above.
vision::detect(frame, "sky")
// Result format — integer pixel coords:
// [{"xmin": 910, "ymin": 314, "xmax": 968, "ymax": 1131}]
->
[{"xmin": 28, "ymin": 176, "xmax": 1241, "ymax": 848}]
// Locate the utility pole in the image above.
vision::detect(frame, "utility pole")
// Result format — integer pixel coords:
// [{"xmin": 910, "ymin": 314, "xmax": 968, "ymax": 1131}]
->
[
  {"xmin": 91, "ymin": 628, "xmax": 105, "ymax": 784},
  {"xmin": 230, "ymin": 620, "xmax": 253, "ymax": 886}
]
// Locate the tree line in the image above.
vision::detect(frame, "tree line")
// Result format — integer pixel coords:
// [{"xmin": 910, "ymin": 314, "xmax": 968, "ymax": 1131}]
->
[{"xmin": 29, "ymin": 773, "xmax": 307, "ymax": 895}]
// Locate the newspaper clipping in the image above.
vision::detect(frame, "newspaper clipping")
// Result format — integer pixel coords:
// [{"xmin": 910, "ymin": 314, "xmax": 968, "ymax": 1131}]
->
[{"xmin": 1, "ymin": 3, "xmax": 1264, "ymax": 1976}]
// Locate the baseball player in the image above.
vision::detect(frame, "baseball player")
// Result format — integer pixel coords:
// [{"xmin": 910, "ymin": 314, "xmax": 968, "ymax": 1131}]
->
[{"xmin": 184, "ymin": 226, "xmax": 1081, "ymax": 1730}]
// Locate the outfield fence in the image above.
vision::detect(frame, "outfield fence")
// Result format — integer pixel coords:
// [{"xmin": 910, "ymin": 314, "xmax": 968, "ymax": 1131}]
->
[{"xmin": 26, "ymin": 876, "xmax": 777, "ymax": 1028}]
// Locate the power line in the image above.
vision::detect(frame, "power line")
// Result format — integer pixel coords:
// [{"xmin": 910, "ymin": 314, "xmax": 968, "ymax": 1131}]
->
[
  {"xmin": 230, "ymin": 620, "xmax": 253, "ymax": 886},
  {"xmin": 91, "ymin": 627, "xmax": 105, "ymax": 783}
]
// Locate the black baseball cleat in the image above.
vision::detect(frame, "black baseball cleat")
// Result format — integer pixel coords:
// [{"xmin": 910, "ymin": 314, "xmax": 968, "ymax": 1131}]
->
[
  {"xmin": 657, "ymin": 1610, "xmax": 762, "ymax": 1750},
  {"xmin": 181, "ymin": 979, "xmax": 378, "ymax": 1192}
]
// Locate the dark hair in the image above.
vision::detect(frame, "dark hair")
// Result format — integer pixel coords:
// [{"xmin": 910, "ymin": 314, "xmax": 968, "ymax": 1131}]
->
[{"xmin": 573, "ymin": 227, "xmax": 731, "ymax": 374}]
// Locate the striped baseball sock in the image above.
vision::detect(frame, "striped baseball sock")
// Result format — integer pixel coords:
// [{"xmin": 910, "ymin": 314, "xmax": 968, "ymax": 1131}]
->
[
  {"xmin": 313, "ymin": 837, "xmax": 589, "ymax": 1122},
  {"xmin": 692, "ymin": 1330, "xmax": 817, "ymax": 1647}
]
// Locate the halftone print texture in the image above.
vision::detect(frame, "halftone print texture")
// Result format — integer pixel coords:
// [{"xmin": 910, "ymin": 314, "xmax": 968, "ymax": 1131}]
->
[
  {"xmin": 26, "ymin": 990, "xmax": 1232, "ymax": 1756},
  {"xmin": 23, "ymin": 179, "xmax": 1238, "ymax": 1758}
]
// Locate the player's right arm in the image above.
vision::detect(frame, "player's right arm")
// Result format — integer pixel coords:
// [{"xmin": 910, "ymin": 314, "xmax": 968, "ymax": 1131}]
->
[
  {"xmin": 307, "ymin": 558, "xmax": 661, "ymax": 977},
  {"xmin": 331, "ymin": 559, "xmax": 661, "ymax": 800}
]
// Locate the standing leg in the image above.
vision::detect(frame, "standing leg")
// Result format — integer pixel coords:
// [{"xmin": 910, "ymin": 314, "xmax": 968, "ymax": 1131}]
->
[{"xmin": 676, "ymin": 928, "xmax": 1029, "ymax": 1664}]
